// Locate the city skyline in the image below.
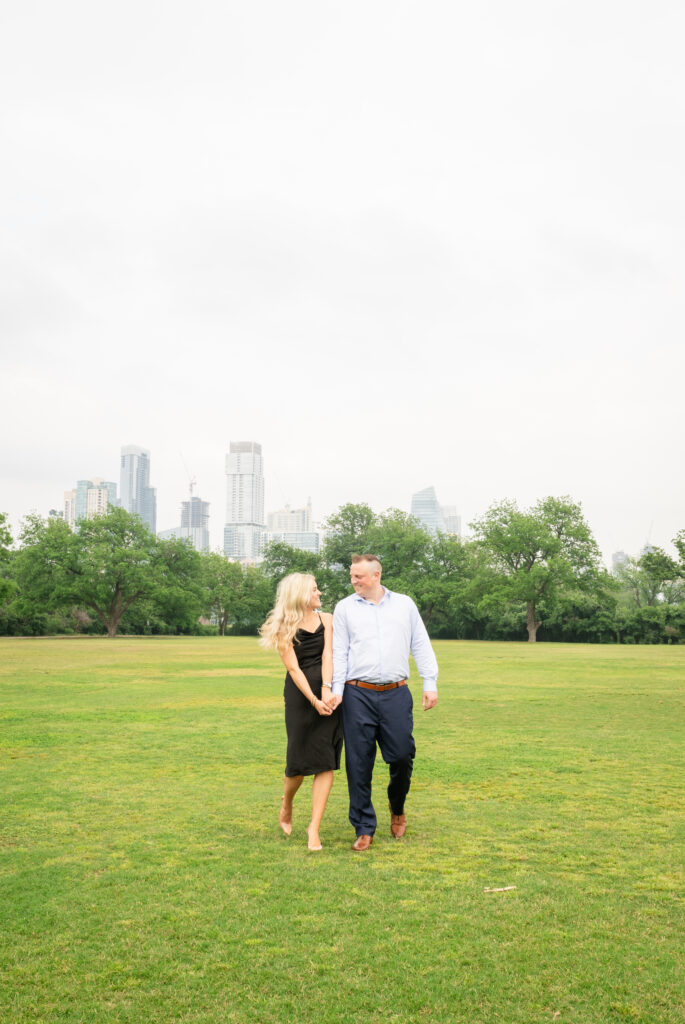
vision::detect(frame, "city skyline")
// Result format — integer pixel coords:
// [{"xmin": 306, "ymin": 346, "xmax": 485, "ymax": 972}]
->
[
  {"xmin": 54, "ymin": 440, "xmax": 464, "ymax": 558},
  {"xmin": 17, "ymin": 435, "xmax": 673, "ymax": 568},
  {"xmin": 2, "ymin": 2, "xmax": 683, "ymax": 567}
]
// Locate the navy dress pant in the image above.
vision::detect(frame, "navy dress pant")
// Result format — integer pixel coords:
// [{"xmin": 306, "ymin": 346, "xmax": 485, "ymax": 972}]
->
[{"xmin": 342, "ymin": 683, "xmax": 416, "ymax": 837}]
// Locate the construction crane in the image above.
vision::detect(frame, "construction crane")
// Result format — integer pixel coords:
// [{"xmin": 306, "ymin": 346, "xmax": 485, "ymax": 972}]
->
[{"xmin": 180, "ymin": 453, "xmax": 197, "ymax": 500}]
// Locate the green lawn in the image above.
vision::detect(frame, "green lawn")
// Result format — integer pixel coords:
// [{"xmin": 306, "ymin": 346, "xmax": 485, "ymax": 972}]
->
[{"xmin": 1, "ymin": 638, "xmax": 683, "ymax": 1024}]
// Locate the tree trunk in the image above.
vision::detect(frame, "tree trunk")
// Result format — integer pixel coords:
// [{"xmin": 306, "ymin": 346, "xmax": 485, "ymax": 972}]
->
[
  {"xmin": 526, "ymin": 601, "xmax": 541, "ymax": 642},
  {"xmin": 105, "ymin": 584, "xmax": 125, "ymax": 637},
  {"xmin": 90, "ymin": 602, "xmax": 121, "ymax": 638}
]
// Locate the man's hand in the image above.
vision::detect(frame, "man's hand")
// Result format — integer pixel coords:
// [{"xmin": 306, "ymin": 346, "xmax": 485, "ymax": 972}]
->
[
  {"xmin": 422, "ymin": 691, "xmax": 438, "ymax": 711},
  {"xmin": 327, "ymin": 693, "xmax": 343, "ymax": 710}
]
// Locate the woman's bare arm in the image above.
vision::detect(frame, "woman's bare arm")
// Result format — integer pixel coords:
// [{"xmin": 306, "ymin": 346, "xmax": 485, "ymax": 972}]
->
[
  {"xmin": 279, "ymin": 643, "xmax": 332, "ymax": 716},
  {"xmin": 320, "ymin": 612, "xmax": 334, "ymax": 704}
]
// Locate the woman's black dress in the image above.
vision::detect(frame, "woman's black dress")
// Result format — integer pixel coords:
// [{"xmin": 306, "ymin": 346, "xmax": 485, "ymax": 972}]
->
[{"xmin": 284, "ymin": 623, "xmax": 343, "ymax": 777}]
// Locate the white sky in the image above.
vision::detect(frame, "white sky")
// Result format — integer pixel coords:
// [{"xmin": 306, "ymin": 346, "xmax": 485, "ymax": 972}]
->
[{"xmin": 1, "ymin": 0, "xmax": 683, "ymax": 562}]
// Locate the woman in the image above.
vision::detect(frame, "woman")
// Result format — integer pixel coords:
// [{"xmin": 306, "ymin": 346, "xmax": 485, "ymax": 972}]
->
[{"xmin": 259, "ymin": 573, "xmax": 343, "ymax": 851}]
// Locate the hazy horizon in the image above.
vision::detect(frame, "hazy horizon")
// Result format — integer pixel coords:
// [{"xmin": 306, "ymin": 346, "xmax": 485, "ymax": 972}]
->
[{"xmin": 3, "ymin": 433, "xmax": 678, "ymax": 565}]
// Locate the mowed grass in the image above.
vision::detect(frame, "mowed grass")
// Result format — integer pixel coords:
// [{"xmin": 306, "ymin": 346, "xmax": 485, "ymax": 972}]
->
[{"xmin": 0, "ymin": 638, "xmax": 683, "ymax": 1024}]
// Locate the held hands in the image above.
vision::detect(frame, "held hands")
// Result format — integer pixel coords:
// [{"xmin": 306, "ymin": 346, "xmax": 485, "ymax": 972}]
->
[
  {"xmin": 313, "ymin": 695, "xmax": 333, "ymax": 716},
  {"xmin": 321, "ymin": 686, "xmax": 341, "ymax": 711},
  {"xmin": 422, "ymin": 691, "xmax": 438, "ymax": 711}
]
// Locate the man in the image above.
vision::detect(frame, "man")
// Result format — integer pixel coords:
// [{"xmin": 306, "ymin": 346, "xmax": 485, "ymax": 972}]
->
[{"xmin": 328, "ymin": 554, "xmax": 438, "ymax": 851}]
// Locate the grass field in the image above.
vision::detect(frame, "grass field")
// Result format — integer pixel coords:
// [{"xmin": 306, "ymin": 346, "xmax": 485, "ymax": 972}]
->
[{"xmin": 1, "ymin": 638, "xmax": 683, "ymax": 1024}]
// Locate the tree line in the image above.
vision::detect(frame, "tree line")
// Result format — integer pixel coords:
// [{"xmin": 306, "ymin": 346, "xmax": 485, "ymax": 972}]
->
[{"xmin": 0, "ymin": 499, "xmax": 683, "ymax": 643}]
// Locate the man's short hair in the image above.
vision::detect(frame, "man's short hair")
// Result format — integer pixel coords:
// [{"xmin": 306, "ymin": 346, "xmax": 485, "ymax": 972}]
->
[{"xmin": 351, "ymin": 553, "xmax": 382, "ymax": 571}]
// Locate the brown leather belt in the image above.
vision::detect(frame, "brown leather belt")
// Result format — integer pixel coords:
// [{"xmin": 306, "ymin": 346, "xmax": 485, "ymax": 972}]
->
[{"xmin": 346, "ymin": 679, "xmax": 407, "ymax": 691}]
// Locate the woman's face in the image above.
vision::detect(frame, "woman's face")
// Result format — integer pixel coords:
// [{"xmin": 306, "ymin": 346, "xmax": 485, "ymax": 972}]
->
[{"xmin": 307, "ymin": 581, "xmax": 322, "ymax": 609}]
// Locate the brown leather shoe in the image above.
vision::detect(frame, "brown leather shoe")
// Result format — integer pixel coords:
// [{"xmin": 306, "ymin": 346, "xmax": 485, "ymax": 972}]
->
[
  {"xmin": 390, "ymin": 811, "xmax": 407, "ymax": 838},
  {"xmin": 352, "ymin": 834, "xmax": 373, "ymax": 852}
]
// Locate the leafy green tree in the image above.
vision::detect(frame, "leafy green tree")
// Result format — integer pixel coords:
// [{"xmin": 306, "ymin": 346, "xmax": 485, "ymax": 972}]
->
[
  {"xmin": 320, "ymin": 504, "xmax": 441, "ymax": 610},
  {"xmin": 537, "ymin": 581, "xmax": 618, "ymax": 643},
  {"xmin": 398, "ymin": 528, "xmax": 460, "ymax": 633},
  {"xmin": 639, "ymin": 548, "xmax": 680, "ymax": 605},
  {"xmin": 432, "ymin": 537, "xmax": 497, "ymax": 640},
  {"xmin": 259, "ymin": 540, "xmax": 344, "ymax": 612},
  {"xmin": 617, "ymin": 604, "xmax": 683, "ymax": 645},
  {"xmin": 320, "ymin": 503, "xmax": 377, "ymax": 606},
  {"xmin": 12, "ymin": 514, "xmax": 80, "ymax": 630},
  {"xmin": 613, "ymin": 557, "xmax": 647, "ymax": 609},
  {"xmin": 143, "ymin": 537, "xmax": 203, "ymax": 633},
  {"xmin": 365, "ymin": 509, "xmax": 432, "ymax": 591},
  {"xmin": 365, "ymin": 516, "xmax": 468, "ymax": 635},
  {"xmin": 321, "ymin": 503, "xmax": 376, "ymax": 569},
  {"xmin": 471, "ymin": 496, "xmax": 601, "ymax": 642},
  {"xmin": 200, "ymin": 552, "xmax": 248, "ymax": 636},
  {"xmin": 230, "ymin": 565, "xmax": 274, "ymax": 635},
  {"xmin": 614, "ymin": 548, "xmax": 681, "ymax": 609},
  {"xmin": 318, "ymin": 503, "xmax": 491, "ymax": 636},
  {"xmin": 0, "ymin": 513, "xmax": 11, "ymax": 557},
  {"xmin": 201, "ymin": 554, "xmax": 275, "ymax": 636},
  {"xmin": 14, "ymin": 507, "xmax": 198, "ymax": 637},
  {"xmin": 0, "ymin": 513, "xmax": 14, "ymax": 607},
  {"xmin": 261, "ymin": 541, "xmax": 321, "ymax": 580}
]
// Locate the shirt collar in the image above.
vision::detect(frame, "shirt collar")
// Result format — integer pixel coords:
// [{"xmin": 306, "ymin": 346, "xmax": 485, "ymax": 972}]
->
[{"xmin": 353, "ymin": 586, "xmax": 391, "ymax": 605}]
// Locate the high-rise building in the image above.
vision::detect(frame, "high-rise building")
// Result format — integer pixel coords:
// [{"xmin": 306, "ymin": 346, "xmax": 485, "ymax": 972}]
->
[
  {"xmin": 267, "ymin": 499, "xmax": 312, "ymax": 533},
  {"xmin": 612, "ymin": 550, "xmax": 629, "ymax": 573},
  {"xmin": 441, "ymin": 505, "xmax": 462, "ymax": 537},
  {"xmin": 64, "ymin": 489, "xmax": 77, "ymax": 528},
  {"xmin": 224, "ymin": 441, "xmax": 265, "ymax": 561},
  {"xmin": 411, "ymin": 486, "xmax": 446, "ymax": 535},
  {"xmin": 120, "ymin": 445, "xmax": 157, "ymax": 534},
  {"xmin": 159, "ymin": 495, "xmax": 210, "ymax": 552},
  {"xmin": 64, "ymin": 477, "xmax": 117, "ymax": 528},
  {"xmin": 411, "ymin": 487, "xmax": 461, "ymax": 537},
  {"xmin": 265, "ymin": 498, "xmax": 319, "ymax": 553},
  {"xmin": 266, "ymin": 531, "xmax": 320, "ymax": 554}
]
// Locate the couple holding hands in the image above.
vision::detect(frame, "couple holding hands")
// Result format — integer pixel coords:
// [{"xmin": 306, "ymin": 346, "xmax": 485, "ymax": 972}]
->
[{"xmin": 259, "ymin": 554, "xmax": 439, "ymax": 852}]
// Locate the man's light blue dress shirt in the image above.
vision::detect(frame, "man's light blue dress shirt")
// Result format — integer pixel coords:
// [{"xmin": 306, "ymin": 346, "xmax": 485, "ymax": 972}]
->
[{"xmin": 332, "ymin": 588, "xmax": 439, "ymax": 698}]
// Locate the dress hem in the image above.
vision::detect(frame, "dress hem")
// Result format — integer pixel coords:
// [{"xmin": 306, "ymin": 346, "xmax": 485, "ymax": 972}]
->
[{"xmin": 285, "ymin": 764, "xmax": 340, "ymax": 777}]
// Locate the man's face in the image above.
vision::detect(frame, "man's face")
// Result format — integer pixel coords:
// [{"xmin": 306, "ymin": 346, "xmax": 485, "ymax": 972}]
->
[{"xmin": 350, "ymin": 561, "xmax": 380, "ymax": 598}]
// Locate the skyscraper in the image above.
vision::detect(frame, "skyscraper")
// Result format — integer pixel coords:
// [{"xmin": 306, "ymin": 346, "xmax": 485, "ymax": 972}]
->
[
  {"xmin": 159, "ymin": 495, "xmax": 210, "ymax": 552},
  {"xmin": 411, "ymin": 486, "xmax": 446, "ymax": 535},
  {"xmin": 120, "ymin": 445, "xmax": 157, "ymax": 534},
  {"xmin": 266, "ymin": 498, "xmax": 319, "ymax": 553},
  {"xmin": 267, "ymin": 499, "xmax": 312, "ymax": 533},
  {"xmin": 611, "ymin": 550, "xmax": 629, "ymax": 573},
  {"xmin": 64, "ymin": 477, "xmax": 117, "ymax": 528},
  {"xmin": 224, "ymin": 441, "xmax": 265, "ymax": 561},
  {"xmin": 440, "ymin": 505, "xmax": 462, "ymax": 537}
]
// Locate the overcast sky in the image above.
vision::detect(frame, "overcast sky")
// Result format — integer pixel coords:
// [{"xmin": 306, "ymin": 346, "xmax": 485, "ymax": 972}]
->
[{"xmin": 1, "ymin": 0, "xmax": 683, "ymax": 562}]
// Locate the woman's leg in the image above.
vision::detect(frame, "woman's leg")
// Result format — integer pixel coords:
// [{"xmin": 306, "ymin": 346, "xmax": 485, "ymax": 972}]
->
[
  {"xmin": 280, "ymin": 774, "xmax": 303, "ymax": 835},
  {"xmin": 307, "ymin": 770, "xmax": 334, "ymax": 849}
]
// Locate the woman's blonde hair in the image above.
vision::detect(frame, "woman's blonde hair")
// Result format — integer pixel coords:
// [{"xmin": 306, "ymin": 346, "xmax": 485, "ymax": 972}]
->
[{"xmin": 259, "ymin": 573, "xmax": 317, "ymax": 652}]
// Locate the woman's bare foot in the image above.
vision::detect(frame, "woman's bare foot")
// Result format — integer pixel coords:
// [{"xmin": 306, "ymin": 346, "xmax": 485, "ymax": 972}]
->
[
  {"xmin": 279, "ymin": 797, "xmax": 293, "ymax": 836},
  {"xmin": 307, "ymin": 824, "xmax": 322, "ymax": 851}
]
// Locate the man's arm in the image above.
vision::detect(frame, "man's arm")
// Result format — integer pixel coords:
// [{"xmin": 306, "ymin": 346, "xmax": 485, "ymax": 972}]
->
[
  {"xmin": 330, "ymin": 602, "xmax": 349, "ymax": 708},
  {"xmin": 408, "ymin": 600, "xmax": 438, "ymax": 710}
]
